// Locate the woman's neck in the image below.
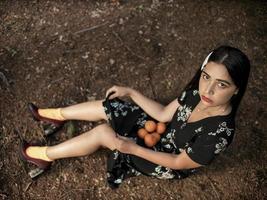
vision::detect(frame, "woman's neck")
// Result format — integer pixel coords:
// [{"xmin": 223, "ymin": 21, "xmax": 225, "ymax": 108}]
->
[{"xmin": 196, "ymin": 102, "xmax": 231, "ymax": 116}]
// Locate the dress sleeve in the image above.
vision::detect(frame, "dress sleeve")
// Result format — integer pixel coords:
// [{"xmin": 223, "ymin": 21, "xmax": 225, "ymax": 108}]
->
[
  {"xmin": 177, "ymin": 89, "xmax": 200, "ymax": 106},
  {"xmin": 184, "ymin": 132, "xmax": 231, "ymax": 166},
  {"xmin": 184, "ymin": 134, "xmax": 218, "ymax": 165}
]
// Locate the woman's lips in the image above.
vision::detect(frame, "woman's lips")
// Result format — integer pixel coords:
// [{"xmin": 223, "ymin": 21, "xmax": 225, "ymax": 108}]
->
[{"xmin": 201, "ymin": 95, "xmax": 213, "ymax": 103}]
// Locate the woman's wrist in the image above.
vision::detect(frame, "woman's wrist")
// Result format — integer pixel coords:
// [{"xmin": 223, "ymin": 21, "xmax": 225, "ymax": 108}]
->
[
  {"xmin": 128, "ymin": 87, "xmax": 136, "ymax": 98},
  {"xmin": 131, "ymin": 144, "xmax": 142, "ymax": 156}
]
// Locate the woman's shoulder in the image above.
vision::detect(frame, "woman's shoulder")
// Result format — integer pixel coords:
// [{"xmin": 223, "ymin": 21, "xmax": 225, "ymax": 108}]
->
[{"xmin": 201, "ymin": 115, "xmax": 235, "ymax": 141}]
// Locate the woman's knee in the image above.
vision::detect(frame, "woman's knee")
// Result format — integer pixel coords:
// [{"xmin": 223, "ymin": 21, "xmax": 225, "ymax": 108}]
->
[
  {"xmin": 94, "ymin": 123, "xmax": 111, "ymax": 131},
  {"xmin": 93, "ymin": 123, "xmax": 117, "ymax": 150}
]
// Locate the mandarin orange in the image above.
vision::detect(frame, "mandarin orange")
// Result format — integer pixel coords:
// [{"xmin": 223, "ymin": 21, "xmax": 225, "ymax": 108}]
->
[
  {"xmin": 156, "ymin": 122, "xmax": 166, "ymax": 134},
  {"xmin": 144, "ymin": 120, "xmax": 157, "ymax": 132},
  {"xmin": 144, "ymin": 134, "xmax": 157, "ymax": 147},
  {"xmin": 151, "ymin": 132, "xmax": 161, "ymax": 142},
  {"xmin": 137, "ymin": 128, "xmax": 148, "ymax": 139}
]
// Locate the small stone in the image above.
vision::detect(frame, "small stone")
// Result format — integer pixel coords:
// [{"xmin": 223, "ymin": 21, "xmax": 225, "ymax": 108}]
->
[
  {"xmin": 119, "ymin": 18, "xmax": 124, "ymax": 25},
  {"xmin": 216, "ymin": 17, "xmax": 225, "ymax": 22},
  {"xmin": 145, "ymin": 38, "xmax": 151, "ymax": 43},
  {"xmin": 109, "ymin": 58, "xmax": 115, "ymax": 65},
  {"xmin": 138, "ymin": 30, "xmax": 143, "ymax": 35},
  {"xmin": 82, "ymin": 52, "xmax": 89, "ymax": 59},
  {"xmin": 82, "ymin": 54, "xmax": 88, "ymax": 59},
  {"xmin": 91, "ymin": 11, "xmax": 100, "ymax": 18},
  {"xmin": 53, "ymin": 7, "xmax": 59, "ymax": 13},
  {"xmin": 25, "ymin": 74, "xmax": 31, "ymax": 80}
]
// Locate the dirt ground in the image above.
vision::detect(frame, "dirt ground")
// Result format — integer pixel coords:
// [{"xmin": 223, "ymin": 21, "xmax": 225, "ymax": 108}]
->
[{"xmin": 0, "ymin": 0, "xmax": 266, "ymax": 199}]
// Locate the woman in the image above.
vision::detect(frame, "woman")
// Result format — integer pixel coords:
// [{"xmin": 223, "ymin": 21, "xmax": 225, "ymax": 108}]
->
[{"xmin": 20, "ymin": 45, "xmax": 250, "ymax": 188}]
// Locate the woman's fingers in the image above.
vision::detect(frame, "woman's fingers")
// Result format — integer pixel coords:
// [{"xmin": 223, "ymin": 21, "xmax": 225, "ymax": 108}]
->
[
  {"xmin": 106, "ymin": 88, "xmax": 117, "ymax": 99},
  {"xmin": 107, "ymin": 92, "xmax": 116, "ymax": 99},
  {"xmin": 105, "ymin": 85, "xmax": 130, "ymax": 99},
  {"xmin": 115, "ymin": 135, "xmax": 136, "ymax": 154}
]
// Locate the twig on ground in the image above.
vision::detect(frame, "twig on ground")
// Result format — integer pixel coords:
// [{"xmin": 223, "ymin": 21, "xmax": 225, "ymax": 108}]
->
[
  {"xmin": 59, "ymin": 188, "xmax": 94, "ymax": 199},
  {"xmin": 47, "ymin": 77, "xmax": 64, "ymax": 88},
  {"xmin": 161, "ymin": 186, "xmax": 175, "ymax": 198},
  {"xmin": 14, "ymin": 127, "xmax": 30, "ymax": 174},
  {"xmin": 205, "ymin": 175, "xmax": 221, "ymax": 200},
  {"xmin": 148, "ymin": 71, "xmax": 157, "ymax": 99},
  {"xmin": 0, "ymin": 71, "xmax": 10, "ymax": 88},
  {"xmin": 23, "ymin": 181, "xmax": 33, "ymax": 192},
  {"xmin": 14, "ymin": 127, "xmax": 24, "ymax": 142},
  {"xmin": 73, "ymin": 21, "xmax": 109, "ymax": 35},
  {"xmin": 112, "ymin": 31, "xmax": 147, "ymax": 61},
  {"xmin": 63, "ymin": 49, "xmax": 84, "ymax": 54},
  {"xmin": 0, "ymin": 193, "xmax": 7, "ymax": 199}
]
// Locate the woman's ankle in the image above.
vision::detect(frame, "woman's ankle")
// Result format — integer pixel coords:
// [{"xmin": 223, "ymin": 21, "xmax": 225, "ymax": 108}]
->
[
  {"xmin": 26, "ymin": 146, "xmax": 54, "ymax": 162},
  {"xmin": 38, "ymin": 108, "xmax": 65, "ymax": 121}
]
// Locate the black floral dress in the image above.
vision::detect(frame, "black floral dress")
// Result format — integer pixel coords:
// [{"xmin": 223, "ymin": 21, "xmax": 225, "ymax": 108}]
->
[{"xmin": 102, "ymin": 90, "xmax": 235, "ymax": 189}]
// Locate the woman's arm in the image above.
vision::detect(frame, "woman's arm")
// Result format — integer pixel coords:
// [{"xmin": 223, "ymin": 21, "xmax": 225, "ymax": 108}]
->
[
  {"xmin": 130, "ymin": 88, "xmax": 180, "ymax": 122},
  {"xmin": 134, "ymin": 144, "xmax": 202, "ymax": 170},
  {"xmin": 106, "ymin": 85, "xmax": 180, "ymax": 122},
  {"xmin": 116, "ymin": 135, "xmax": 202, "ymax": 170}
]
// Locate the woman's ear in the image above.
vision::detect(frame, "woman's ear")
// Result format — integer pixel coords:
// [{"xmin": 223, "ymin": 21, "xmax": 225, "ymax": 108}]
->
[{"xmin": 234, "ymin": 89, "xmax": 239, "ymax": 95}]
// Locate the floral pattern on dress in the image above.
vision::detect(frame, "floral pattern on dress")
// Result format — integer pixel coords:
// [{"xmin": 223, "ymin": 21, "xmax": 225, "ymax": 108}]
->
[
  {"xmin": 192, "ymin": 90, "xmax": 198, "ymax": 96},
  {"xmin": 103, "ymin": 106, "xmax": 112, "ymax": 121},
  {"xmin": 110, "ymin": 101, "xmax": 140, "ymax": 118},
  {"xmin": 208, "ymin": 122, "xmax": 234, "ymax": 136},
  {"xmin": 179, "ymin": 91, "xmax": 186, "ymax": 102},
  {"xmin": 136, "ymin": 112, "xmax": 148, "ymax": 127},
  {"xmin": 151, "ymin": 166, "xmax": 175, "ymax": 179},
  {"xmin": 160, "ymin": 129, "xmax": 177, "ymax": 151},
  {"xmin": 214, "ymin": 137, "xmax": 228, "ymax": 154},
  {"xmin": 176, "ymin": 105, "xmax": 192, "ymax": 122},
  {"xmin": 195, "ymin": 126, "xmax": 203, "ymax": 134}
]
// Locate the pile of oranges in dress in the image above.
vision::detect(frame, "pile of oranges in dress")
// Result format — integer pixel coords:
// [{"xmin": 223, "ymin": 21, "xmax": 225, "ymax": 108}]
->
[{"xmin": 137, "ymin": 120, "xmax": 166, "ymax": 147}]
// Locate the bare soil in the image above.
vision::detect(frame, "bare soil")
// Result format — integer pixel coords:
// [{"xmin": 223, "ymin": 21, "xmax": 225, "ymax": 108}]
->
[{"xmin": 0, "ymin": 0, "xmax": 266, "ymax": 199}]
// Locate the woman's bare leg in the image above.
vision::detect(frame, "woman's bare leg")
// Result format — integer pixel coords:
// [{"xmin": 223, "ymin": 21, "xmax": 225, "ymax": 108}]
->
[
  {"xmin": 60, "ymin": 100, "xmax": 108, "ymax": 122},
  {"xmin": 46, "ymin": 123, "xmax": 116, "ymax": 160}
]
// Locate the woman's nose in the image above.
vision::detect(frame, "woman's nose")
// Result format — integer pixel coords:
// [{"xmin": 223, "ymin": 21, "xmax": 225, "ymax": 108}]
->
[{"xmin": 205, "ymin": 82, "xmax": 215, "ymax": 95}]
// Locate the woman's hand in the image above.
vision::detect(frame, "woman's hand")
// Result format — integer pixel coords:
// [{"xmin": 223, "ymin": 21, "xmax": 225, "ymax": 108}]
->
[
  {"xmin": 115, "ymin": 134, "xmax": 138, "ymax": 154},
  {"xmin": 105, "ymin": 85, "xmax": 133, "ymax": 99}
]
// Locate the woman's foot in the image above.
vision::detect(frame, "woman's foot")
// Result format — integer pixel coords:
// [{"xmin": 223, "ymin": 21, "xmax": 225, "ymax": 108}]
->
[
  {"xmin": 20, "ymin": 140, "xmax": 52, "ymax": 170},
  {"xmin": 28, "ymin": 103, "xmax": 65, "ymax": 135}
]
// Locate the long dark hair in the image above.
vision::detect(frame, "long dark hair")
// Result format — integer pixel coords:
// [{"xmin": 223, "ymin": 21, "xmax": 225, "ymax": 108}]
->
[{"xmin": 181, "ymin": 45, "xmax": 251, "ymax": 116}]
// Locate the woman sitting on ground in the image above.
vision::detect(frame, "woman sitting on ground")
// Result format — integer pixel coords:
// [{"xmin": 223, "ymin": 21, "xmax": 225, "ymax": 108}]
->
[{"xmin": 20, "ymin": 45, "xmax": 250, "ymax": 188}]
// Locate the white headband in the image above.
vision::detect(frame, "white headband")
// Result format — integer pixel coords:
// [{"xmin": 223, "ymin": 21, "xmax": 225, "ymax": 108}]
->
[{"xmin": 201, "ymin": 51, "xmax": 213, "ymax": 70}]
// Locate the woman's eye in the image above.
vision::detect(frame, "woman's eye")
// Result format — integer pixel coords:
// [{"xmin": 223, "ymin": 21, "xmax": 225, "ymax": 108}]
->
[
  {"xmin": 218, "ymin": 82, "xmax": 227, "ymax": 88},
  {"xmin": 202, "ymin": 74, "xmax": 209, "ymax": 80}
]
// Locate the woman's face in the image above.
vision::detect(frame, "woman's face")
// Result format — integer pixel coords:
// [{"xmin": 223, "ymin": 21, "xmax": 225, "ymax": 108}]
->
[{"xmin": 198, "ymin": 61, "xmax": 238, "ymax": 108}]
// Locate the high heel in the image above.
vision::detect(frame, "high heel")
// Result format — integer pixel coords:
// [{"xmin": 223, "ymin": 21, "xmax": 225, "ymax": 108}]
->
[
  {"xmin": 19, "ymin": 140, "xmax": 52, "ymax": 178},
  {"xmin": 28, "ymin": 103, "xmax": 65, "ymax": 136}
]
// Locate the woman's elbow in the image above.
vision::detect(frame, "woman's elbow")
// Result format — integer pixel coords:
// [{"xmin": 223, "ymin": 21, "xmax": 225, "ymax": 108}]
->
[
  {"xmin": 173, "ymin": 153, "xmax": 203, "ymax": 170},
  {"xmin": 158, "ymin": 115, "xmax": 172, "ymax": 123}
]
